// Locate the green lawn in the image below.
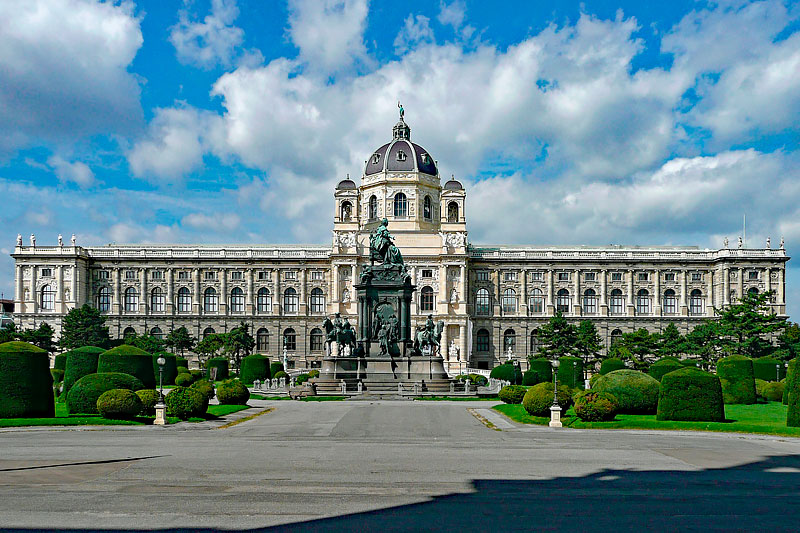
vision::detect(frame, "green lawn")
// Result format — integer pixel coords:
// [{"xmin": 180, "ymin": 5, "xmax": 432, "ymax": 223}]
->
[
  {"xmin": 493, "ymin": 402, "xmax": 800, "ymax": 438},
  {"xmin": 415, "ymin": 396, "xmax": 500, "ymax": 401}
]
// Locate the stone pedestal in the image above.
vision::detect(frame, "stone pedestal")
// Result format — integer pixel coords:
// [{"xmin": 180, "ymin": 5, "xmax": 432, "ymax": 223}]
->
[
  {"xmin": 154, "ymin": 402, "xmax": 167, "ymax": 426},
  {"xmin": 549, "ymin": 405, "xmax": 562, "ymax": 428},
  {"xmin": 316, "ymin": 355, "xmax": 451, "ymax": 394}
]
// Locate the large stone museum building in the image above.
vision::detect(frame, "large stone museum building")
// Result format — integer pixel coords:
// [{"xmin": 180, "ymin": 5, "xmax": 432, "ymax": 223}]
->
[{"xmin": 10, "ymin": 117, "xmax": 790, "ymax": 371}]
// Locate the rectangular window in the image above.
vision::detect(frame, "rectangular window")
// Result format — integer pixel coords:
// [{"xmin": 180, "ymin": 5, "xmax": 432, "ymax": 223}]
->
[
  {"xmin": 638, "ymin": 272, "xmax": 649, "ymax": 281},
  {"xmin": 584, "ymin": 272, "xmax": 596, "ymax": 281},
  {"xmin": 503, "ymin": 271, "xmax": 516, "ymax": 282},
  {"xmin": 476, "ymin": 271, "xmax": 489, "ymax": 282},
  {"xmin": 748, "ymin": 271, "xmax": 759, "ymax": 280},
  {"xmin": 40, "ymin": 268, "xmax": 53, "ymax": 278},
  {"xmin": 204, "ymin": 271, "xmax": 216, "ymax": 281},
  {"xmin": 664, "ymin": 272, "xmax": 675, "ymax": 281},
  {"xmin": 421, "ymin": 269, "xmax": 433, "ymax": 278},
  {"xmin": 151, "ymin": 270, "xmax": 163, "ymax": 280},
  {"xmin": 530, "ymin": 271, "xmax": 543, "ymax": 281},
  {"xmin": 311, "ymin": 271, "xmax": 324, "ymax": 281},
  {"xmin": 691, "ymin": 272, "xmax": 702, "ymax": 282},
  {"xmin": 284, "ymin": 271, "xmax": 297, "ymax": 281},
  {"xmin": 557, "ymin": 272, "xmax": 570, "ymax": 282},
  {"xmin": 257, "ymin": 271, "xmax": 269, "ymax": 281},
  {"xmin": 96, "ymin": 270, "xmax": 110, "ymax": 280},
  {"xmin": 125, "ymin": 270, "xmax": 136, "ymax": 280},
  {"xmin": 231, "ymin": 271, "xmax": 243, "ymax": 281},
  {"xmin": 611, "ymin": 272, "xmax": 623, "ymax": 282}
]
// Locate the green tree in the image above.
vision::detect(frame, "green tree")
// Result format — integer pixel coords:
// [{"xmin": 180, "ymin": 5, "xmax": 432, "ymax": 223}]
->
[
  {"xmin": 714, "ymin": 290, "xmax": 785, "ymax": 358},
  {"xmin": 777, "ymin": 322, "xmax": 800, "ymax": 361},
  {"xmin": 194, "ymin": 333, "xmax": 225, "ymax": 365},
  {"xmin": 224, "ymin": 322, "xmax": 256, "ymax": 372},
  {"xmin": 0, "ymin": 322, "xmax": 18, "ymax": 344},
  {"xmin": 608, "ymin": 329, "xmax": 658, "ymax": 370},
  {"xmin": 58, "ymin": 304, "xmax": 110, "ymax": 350},
  {"xmin": 126, "ymin": 333, "xmax": 165, "ymax": 354},
  {"xmin": 575, "ymin": 320, "xmax": 602, "ymax": 367},
  {"xmin": 533, "ymin": 311, "xmax": 578, "ymax": 360},
  {"xmin": 684, "ymin": 321, "xmax": 722, "ymax": 362},
  {"xmin": 657, "ymin": 323, "xmax": 685, "ymax": 358},
  {"xmin": 18, "ymin": 322, "xmax": 56, "ymax": 353},
  {"xmin": 164, "ymin": 326, "xmax": 196, "ymax": 356}
]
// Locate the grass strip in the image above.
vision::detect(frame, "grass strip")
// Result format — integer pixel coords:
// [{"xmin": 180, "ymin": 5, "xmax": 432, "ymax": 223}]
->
[
  {"xmin": 468, "ymin": 408, "xmax": 501, "ymax": 431},
  {"xmin": 216, "ymin": 408, "xmax": 274, "ymax": 430},
  {"xmin": 414, "ymin": 396, "xmax": 499, "ymax": 401}
]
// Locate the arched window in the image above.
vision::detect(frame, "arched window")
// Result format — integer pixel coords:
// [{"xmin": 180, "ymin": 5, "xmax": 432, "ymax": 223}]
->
[
  {"xmin": 529, "ymin": 288, "xmax": 544, "ymax": 314},
  {"xmin": 476, "ymin": 328, "xmax": 490, "ymax": 352},
  {"xmin": 610, "ymin": 289, "xmax": 624, "ymax": 315},
  {"xmin": 502, "ymin": 288, "xmax": 517, "ymax": 314},
  {"xmin": 423, "ymin": 195, "xmax": 432, "ymax": 221},
  {"xmin": 151, "ymin": 287, "xmax": 165, "ymax": 313},
  {"xmin": 636, "ymin": 289, "xmax": 651, "ymax": 315},
  {"xmin": 310, "ymin": 328, "xmax": 324, "ymax": 351},
  {"xmin": 256, "ymin": 328, "xmax": 269, "ymax": 352},
  {"xmin": 530, "ymin": 331, "xmax": 538, "ymax": 353},
  {"xmin": 369, "ymin": 195, "xmax": 378, "ymax": 220},
  {"xmin": 203, "ymin": 327, "xmax": 215, "ymax": 339},
  {"xmin": 556, "ymin": 289, "xmax": 570, "ymax": 313},
  {"xmin": 124, "ymin": 287, "xmax": 138, "ymax": 312},
  {"xmin": 748, "ymin": 287, "xmax": 759, "ymax": 296},
  {"xmin": 257, "ymin": 288, "xmax": 271, "ymax": 313},
  {"xmin": 583, "ymin": 288, "xmax": 597, "ymax": 315},
  {"xmin": 177, "ymin": 287, "xmax": 191, "ymax": 313},
  {"xmin": 690, "ymin": 289, "xmax": 704, "ymax": 315},
  {"xmin": 610, "ymin": 329, "xmax": 623, "ymax": 346},
  {"xmin": 393, "ymin": 193, "xmax": 407, "ymax": 217},
  {"xmin": 420, "ymin": 286, "xmax": 435, "ymax": 312},
  {"xmin": 123, "ymin": 327, "xmax": 136, "ymax": 339},
  {"xmin": 283, "ymin": 287, "xmax": 298, "ymax": 314},
  {"xmin": 503, "ymin": 328, "xmax": 516, "ymax": 352},
  {"xmin": 97, "ymin": 286, "xmax": 110, "ymax": 312},
  {"xmin": 447, "ymin": 201, "xmax": 459, "ymax": 223},
  {"xmin": 340, "ymin": 201, "xmax": 352, "ymax": 221},
  {"xmin": 663, "ymin": 289, "xmax": 677, "ymax": 315},
  {"xmin": 283, "ymin": 328, "xmax": 296, "ymax": 351},
  {"xmin": 475, "ymin": 288, "xmax": 490, "ymax": 316},
  {"xmin": 310, "ymin": 288, "xmax": 325, "ymax": 314},
  {"xmin": 730, "ymin": 290, "xmax": 737, "ymax": 303},
  {"xmin": 230, "ymin": 287, "xmax": 244, "ymax": 313},
  {"xmin": 203, "ymin": 288, "xmax": 218, "ymax": 313},
  {"xmin": 150, "ymin": 327, "xmax": 163, "ymax": 340}
]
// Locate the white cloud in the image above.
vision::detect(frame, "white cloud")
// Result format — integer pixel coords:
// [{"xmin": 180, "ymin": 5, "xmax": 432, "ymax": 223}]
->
[
  {"xmin": 47, "ymin": 156, "xmax": 95, "ymax": 188},
  {"xmin": 0, "ymin": 0, "xmax": 143, "ymax": 155},
  {"xmin": 438, "ymin": 0, "xmax": 465, "ymax": 29},
  {"xmin": 287, "ymin": 0, "xmax": 370, "ymax": 75},
  {"xmin": 182, "ymin": 212, "xmax": 241, "ymax": 231},
  {"xmin": 169, "ymin": 0, "xmax": 261, "ymax": 70},
  {"xmin": 394, "ymin": 15, "xmax": 435, "ymax": 54}
]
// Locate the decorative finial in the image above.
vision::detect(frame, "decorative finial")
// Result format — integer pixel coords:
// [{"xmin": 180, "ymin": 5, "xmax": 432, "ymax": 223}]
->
[
  {"xmin": 397, "ymin": 100, "xmax": 404, "ymax": 120},
  {"xmin": 766, "ymin": 236, "xmax": 771, "ymax": 249},
  {"xmin": 30, "ymin": 233, "xmax": 36, "ymax": 247},
  {"xmin": 780, "ymin": 236, "xmax": 785, "ymax": 249},
  {"xmin": 58, "ymin": 234, "xmax": 63, "ymax": 247},
  {"xmin": 71, "ymin": 234, "xmax": 76, "ymax": 246},
  {"xmin": 16, "ymin": 234, "xmax": 22, "ymax": 247},
  {"xmin": 738, "ymin": 236, "xmax": 743, "ymax": 249},
  {"xmin": 723, "ymin": 237, "xmax": 729, "ymax": 248}
]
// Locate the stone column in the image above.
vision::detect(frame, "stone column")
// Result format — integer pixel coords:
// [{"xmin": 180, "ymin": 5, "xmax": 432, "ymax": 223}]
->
[
  {"xmin": 737, "ymin": 267, "xmax": 744, "ymax": 302},
  {"xmin": 246, "ymin": 269, "xmax": 254, "ymax": 314},
  {"xmin": 654, "ymin": 269, "xmax": 661, "ymax": 315},
  {"xmin": 31, "ymin": 266, "xmax": 38, "ymax": 313},
  {"xmin": 409, "ymin": 265, "xmax": 417, "ymax": 316},
  {"xmin": 112, "ymin": 268, "xmax": 120, "ymax": 315},
  {"xmin": 140, "ymin": 268, "xmax": 147, "ymax": 315},
  {"xmin": 332, "ymin": 264, "xmax": 340, "ymax": 304},
  {"xmin": 219, "ymin": 269, "xmax": 227, "ymax": 315},
  {"xmin": 299, "ymin": 268, "xmax": 307, "ymax": 315},
  {"xmin": 494, "ymin": 269, "xmax": 501, "ymax": 317},
  {"xmin": 706, "ymin": 270, "xmax": 714, "ymax": 316},
  {"xmin": 15, "ymin": 265, "xmax": 23, "ymax": 314},
  {"xmin": 166, "ymin": 268, "xmax": 174, "ymax": 315},
  {"xmin": 573, "ymin": 268, "xmax": 581, "ymax": 316},
  {"xmin": 600, "ymin": 269, "xmax": 608, "ymax": 315},
  {"xmin": 459, "ymin": 264, "xmax": 466, "ymax": 305},
  {"xmin": 273, "ymin": 269, "xmax": 280, "ymax": 315},
  {"xmin": 680, "ymin": 270, "xmax": 688, "ymax": 316},
  {"xmin": 55, "ymin": 265, "xmax": 64, "ymax": 313},
  {"xmin": 193, "ymin": 268, "xmax": 200, "ymax": 315},
  {"xmin": 546, "ymin": 270, "xmax": 554, "ymax": 315},
  {"xmin": 521, "ymin": 269, "xmax": 528, "ymax": 315},
  {"xmin": 72, "ymin": 264, "xmax": 80, "ymax": 307},
  {"xmin": 723, "ymin": 267, "xmax": 730, "ymax": 305},
  {"xmin": 438, "ymin": 264, "xmax": 448, "ymax": 309},
  {"xmin": 440, "ymin": 326, "xmax": 448, "ymax": 361},
  {"xmin": 765, "ymin": 267, "xmax": 772, "ymax": 294},
  {"xmin": 627, "ymin": 269, "xmax": 635, "ymax": 316},
  {"xmin": 460, "ymin": 323, "xmax": 468, "ymax": 367},
  {"xmin": 779, "ymin": 267, "xmax": 786, "ymax": 309}
]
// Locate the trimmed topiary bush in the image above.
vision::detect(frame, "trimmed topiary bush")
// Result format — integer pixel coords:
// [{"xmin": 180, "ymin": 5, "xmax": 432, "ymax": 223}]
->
[
  {"xmin": 175, "ymin": 373, "xmax": 194, "ymax": 386},
  {"xmin": 490, "ymin": 363, "xmax": 523, "ymax": 384},
  {"xmin": 592, "ymin": 370, "xmax": 660, "ymax": 414},
  {"xmin": 656, "ymin": 367, "xmax": 724, "ymax": 422},
  {"xmin": 680, "ymin": 359, "xmax": 701, "ymax": 367},
  {"xmin": 762, "ymin": 381, "xmax": 784, "ymax": 402},
  {"xmin": 309, "ymin": 369, "xmax": 320, "ymax": 378},
  {"xmin": 649, "ymin": 358, "xmax": 685, "ymax": 382},
  {"xmin": 557, "ymin": 357, "xmax": 584, "ymax": 389},
  {"xmin": 206, "ymin": 357, "xmax": 229, "ymax": 380},
  {"xmin": 498, "ymin": 385, "xmax": 527, "ymax": 404},
  {"xmin": 526, "ymin": 358, "xmax": 553, "ymax": 384},
  {"xmin": 190, "ymin": 379, "xmax": 215, "ymax": 401},
  {"xmin": 97, "ymin": 389, "xmax": 143, "ymax": 419},
  {"xmin": 752, "ymin": 356, "xmax": 785, "ymax": 382},
  {"xmin": 54, "ymin": 353, "xmax": 68, "ymax": 371},
  {"xmin": 190, "ymin": 369, "xmax": 203, "ymax": 381},
  {"xmin": 716, "ymin": 354, "xmax": 756, "ymax": 405},
  {"xmin": 0, "ymin": 341, "xmax": 55, "ymax": 418},
  {"xmin": 176, "ymin": 357, "xmax": 189, "ymax": 369},
  {"xmin": 574, "ymin": 390, "xmax": 619, "ymax": 421},
  {"xmin": 522, "ymin": 370, "xmax": 544, "ymax": 386},
  {"xmin": 599, "ymin": 358, "xmax": 625, "ymax": 375},
  {"xmin": 66, "ymin": 372, "xmax": 144, "ymax": 415},
  {"xmin": 176, "ymin": 365, "xmax": 189, "ymax": 375},
  {"xmin": 136, "ymin": 389, "xmax": 159, "ymax": 416},
  {"xmin": 273, "ymin": 370, "xmax": 288, "ymax": 382},
  {"xmin": 785, "ymin": 358, "xmax": 798, "ymax": 405},
  {"xmin": 98, "ymin": 345, "xmax": 156, "ymax": 388},
  {"xmin": 522, "ymin": 381, "xmax": 573, "ymax": 416},
  {"xmin": 589, "ymin": 373, "xmax": 603, "ymax": 388},
  {"xmin": 788, "ymin": 359, "xmax": 800, "ymax": 426},
  {"xmin": 152, "ymin": 353, "xmax": 177, "ymax": 386},
  {"xmin": 216, "ymin": 379, "xmax": 250, "ymax": 405},
  {"xmin": 240, "ymin": 354, "xmax": 270, "ymax": 384},
  {"xmin": 51, "ymin": 369, "xmax": 65, "ymax": 383},
  {"xmin": 63, "ymin": 346, "xmax": 105, "ymax": 394},
  {"xmin": 270, "ymin": 362, "xmax": 284, "ymax": 378},
  {"xmin": 755, "ymin": 379, "xmax": 769, "ymax": 400},
  {"xmin": 165, "ymin": 387, "xmax": 208, "ymax": 420},
  {"xmin": 295, "ymin": 373, "xmax": 311, "ymax": 385}
]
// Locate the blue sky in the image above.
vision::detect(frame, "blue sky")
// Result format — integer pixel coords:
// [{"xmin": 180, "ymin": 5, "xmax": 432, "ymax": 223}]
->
[{"xmin": 1, "ymin": 0, "xmax": 799, "ymax": 316}]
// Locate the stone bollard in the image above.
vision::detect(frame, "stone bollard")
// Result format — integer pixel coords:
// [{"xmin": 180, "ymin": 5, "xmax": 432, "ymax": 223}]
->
[
  {"xmin": 279, "ymin": 378, "xmax": 285, "ymax": 388},
  {"xmin": 291, "ymin": 377, "xmax": 297, "ymax": 387},
  {"xmin": 464, "ymin": 382, "xmax": 471, "ymax": 394},
  {"xmin": 271, "ymin": 378, "xmax": 277, "ymax": 389},
  {"xmin": 340, "ymin": 380, "xmax": 347, "ymax": 394},
  {"xmin": 450, "ymin": 382, "xmax": 455, "ymax": 394},
  {"xmin": 253, "ymin": 379, "xmax": 260, "ymax": 390},
  {"xmin": 357, "ymin": 380, "xmax": 363, "ymax": 393},
  {"xmin": 413, "ymin": 383, "xmax": 419, "ymax": 394},
  {"xmin": 398, "ymin": 383, "xmax": 403, "ymax": 394}
]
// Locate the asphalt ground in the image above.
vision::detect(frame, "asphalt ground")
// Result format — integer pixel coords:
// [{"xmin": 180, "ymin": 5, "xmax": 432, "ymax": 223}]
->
[{"xmin": 1, "ymin": 399, "xmax": 799, "ymax": 532}]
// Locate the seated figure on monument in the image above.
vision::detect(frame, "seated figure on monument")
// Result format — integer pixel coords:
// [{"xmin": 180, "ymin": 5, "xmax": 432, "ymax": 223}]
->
[{"xmin": 370, "ymin": 218, "xmax": 404, "ymax": 266}]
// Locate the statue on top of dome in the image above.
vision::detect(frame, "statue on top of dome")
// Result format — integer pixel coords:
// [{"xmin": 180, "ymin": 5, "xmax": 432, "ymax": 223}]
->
[{"xmin": 397, "ymin": 101, "xmax": 404, "ymax": 120}]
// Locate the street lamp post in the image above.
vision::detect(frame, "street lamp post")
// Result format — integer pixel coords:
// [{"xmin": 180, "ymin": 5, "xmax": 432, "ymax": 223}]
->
[
  {"xmin": 154, "ymin": 355, "xmax": 167, "ymax": 426},
  {"xmin": 777, "ymin": 363, "xmax": 781, "ymax": 382},
  {"xmin": 549, "ymin": 358, "xmax": 562, "ymax": 428}
]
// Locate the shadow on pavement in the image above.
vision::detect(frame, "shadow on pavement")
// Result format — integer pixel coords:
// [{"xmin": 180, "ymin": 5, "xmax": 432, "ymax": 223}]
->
[{"xmin": 2, "ymin": 454, "xmax": 799, "ymax": 532}]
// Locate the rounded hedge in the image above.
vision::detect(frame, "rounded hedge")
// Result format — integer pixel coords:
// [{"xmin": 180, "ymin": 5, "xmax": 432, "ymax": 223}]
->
[
  {"xmin": 206, "ymin": 357, "xmax": 229, "ymax": 380},
  {"xmin": 716, "ymin": 355, "xmax": 756, "ymax": 405},
  {"xmin": 216, "ymin": 379, "xmax": 250, "ymax": 405},
  {"xmin": 522, "ymin": 381, "xmax": 573, "ymax": 416},
  {"xmin": 152, "ymin": 353, "xmax": 177, "ymax": 386},
  {"xmin": 574, "ymin": 390, "xmax": 619, "ymax": 421},
  {"xmin": 273, "ymin": 370, "xmax": 288, "ymax": 381},
  {"xmin": 136, "ymin": 389, "xmax": 160, "ymax": 416},
  {"xmin": 190, "ymin": 379, "xmax": 215, "ymax": 401},
  {"xmin": 54, "ymin": 353, "xmax": 68, "ymax": 372},
  {"xmin": 175, "ymin": 373, "xmax": 194, "ymax": 386},
  {"xmin": 526, "ymin": 358, "xmax": 553, "ymax": 384},
  {"xmin": 176, "ymin": 357, "xmax": 189, "ymax": 369},
  {"xmin": 269, "ymin": 362, "xmax": 284, "ymax": 378},
  {"xmin": 165, "ymin": 387, "xmax": 208, "ymax": 420},
  {"xmin": 309, "ymin": 369, "xmax": 320, "ymax": 378},
  {"xmin": 755, "ymin": 378, "xmax": 769, "ymax": 400},
  {"xmin": 62, "ymin": 346, "xmax": 105, "ymax": 394},
  {"xmin": 752, "ymin": 356, "xmax": 785, "ymax": 382},
  {"xmin": 589, "ymin": 373, "xmax": 603, "ymax": 388},
  {"xmin": 240, "ymin": 354, "xmax": 270, "ymax": 384},
  {"xmin": 648, "ymin": 358, "xmax": 685, "ymax": 382},
  {"xmin": 762, "ymin": 381, "xmax": 784, "ymax": 402},
  {"xmin": 295, "ymin": 373, "xmax": 310, "ymax": 385},
  {"xmin": 0, "ymin": 341, "xmax": 55, "ymax": 418},
  {"xmin": 498, "ymin": 385, "xmax": 528, "ymax": 404},
  {"xmin": 656, "ymin": 367, "xmax": 724, "ymax": 422},
  {"xmin": 176, "ymin": 365, "xmax": 189, "ymax": 375},
  {"xmin": 785, "ymin": 358, "xmax": 798, "ymax": 405},
  {"xmin": 98, "ymin": 345, "xmax": 156, "ymax": 388},
  {"xmin": 190, "ymin": 369, "xmax": 203, "ymax": 380},
  {"xmin": 490, "ymin": 363, "xmax": 523, "ymax": 384},
  {"xmin": 787, "ymin": 360, "xmax": 800, "ymax": 426},
  {"xmin": 97, "ymin": 389, "xmax": 143, "ymax": 419},
  {"xmin": 67, "ymin": 372, "xmax": 144, "ymax": 415},
  {"xmin": 557, "ymin": 357, "xmax": 584, "ymax": 389},
  {"xmin": 599, "ymin": 358, "xmax": 625, "ymax": 375},
  {"xmin": 592, "ymin": 369, "xmax": 660, "ymax": 414}
]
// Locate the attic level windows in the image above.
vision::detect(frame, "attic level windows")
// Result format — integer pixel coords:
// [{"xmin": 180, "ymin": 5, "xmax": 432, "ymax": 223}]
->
[
  {"xmin": 40, "ymin": 268, "xmax": 53, "ymax": 278},
  {"xmin": 371, "ymin": 153, "xmax": 381, "ymax": 164},
  {"xmin": 396, "ymin": 150, "xmax": 407, "ymax": 162}
]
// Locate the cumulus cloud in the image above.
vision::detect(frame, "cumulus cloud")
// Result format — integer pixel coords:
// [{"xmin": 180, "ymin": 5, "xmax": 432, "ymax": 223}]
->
[
  {"xmin": 182, "ymin": 212, "xmax": 241, "ymax": 231},
  {"xmin": 0, "ymin": 0, "xmax": 143, "ymax": 155},
  {"xmin": 438, "ymin": 0, "xmax": 466, "ymax": 29},
  {"xmin": 394, "ymin": 14, "xmax": 435, "ymax": 54},
  {"xmin": 47, "ymin": 156, "xmax": 95, "ymax": 188}
]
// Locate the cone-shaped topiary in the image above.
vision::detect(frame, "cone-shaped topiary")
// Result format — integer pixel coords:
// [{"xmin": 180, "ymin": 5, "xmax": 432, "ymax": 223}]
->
[
  {"xmin": 752, "ymin": 356, "xmax": 785, "ymax": 382},
  {"xmin": 165, "ymin": 387, "xmax": 208, "ymax": 420},
  {"xmin": 206, "ymin": 357, "xmax": 229, "ymax": 381},
  {"xmin": 649, "ymin": 358, "xmax": 685, "ymax": 382},
  {"xmin": 269, "ymin": 362, "xmax": 284, "ymax": 378},
  {"xmin": 557, "ymin": 356, "xmax": 584, "ymax": 389},
  {"xmin": 0, "ymin": 341, "xmax": 55, "ymax": 418},
  {"xmin": 175, "ymin": 373, "xmax": 194, "ymax": 386},
  {"xmin": 96, "ymin": 389, "xmax": 143, "ymax": 420},
  {"xmin": 786, "ymin": 359, "xmax": 800, "ymax": 427},
  {"xmin": 152, "ymin": 353, "xmax": 177, "ymax": 386},
  {"xmin": 599, "ymin": 358, "xmax": 625, "ymax": 375},
  {"xmin": 176, "ymin": 357, "xmax": 189, "ymax": 369},
  {"xmin": 592, "ymin": 370, "xmax": 660, "ymax": 414},
  {"xmin": 216, "ymin": 379, "xmax": 250, "ymax": 405},
  {"xmin": 54, "ymin": 353, "xmax": 68, "ymax": 371},
  {"xmin": 716, "ymin": 355, "xmax": 757, "ymax": 405},
  {"xmin": 574, "ymin": 390, "xmax": 619, "ymax": 421},
  {"xmin": 525, "ymin": 358, "xmax": 553, "ymax": 385},
  {"xmin": 66, "ymin": 372, "xmax": 144, "ymax": 414},
  {"xmin": 63, "ymin": 346, "xmax": 105, "ymax": 394},
  {"xmin": 98, "ymin": 345, "xmax": 156, "ymax": 388},
  {"xmin": 784, "ymin": 358, "xmax": 798, "ymax": 405},
  {"xmin": 240, "ymin": 354, "xmax": 270, "ymax": 384},
  {"xmin": 498, "ymin": 385, "xmax": 527, "ymax": 404},
  {"xmin": 490, "ymin": 363, "xmax": 523, "ymax": 384},
  {"xmin": 657, "ymin": 367, "xmax": 724, "ymax": 421},
  {"xmin": 136, "ymin": 389, "xmax": 159, "ymax": 416},
  {"xmin": 522, "ymin": 381, "xmax": 573, "ymax": 416}
]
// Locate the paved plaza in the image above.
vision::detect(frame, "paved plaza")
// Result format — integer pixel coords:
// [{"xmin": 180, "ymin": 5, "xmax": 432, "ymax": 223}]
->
[{"xmin": 1, "ymin": 399, "xmax": 800, "ymax": 531}]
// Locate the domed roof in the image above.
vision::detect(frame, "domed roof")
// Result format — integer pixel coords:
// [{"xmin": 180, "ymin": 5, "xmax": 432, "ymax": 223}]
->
[
  {"xmin": 444, "ymin": 177, "xmax": 463, "ymax": 190},
  {"xmin": 364, "ymin": 118, "xmax": 438, "ymax": 176},
  {"xmin": 336, "ymin": 177, "xmax": 356, "ymax": 190}
]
